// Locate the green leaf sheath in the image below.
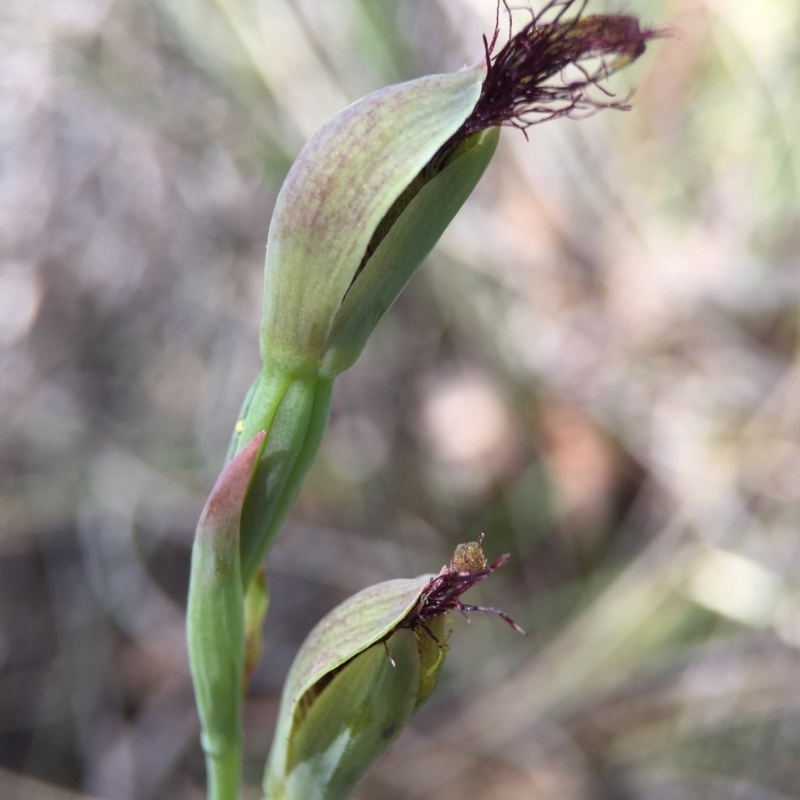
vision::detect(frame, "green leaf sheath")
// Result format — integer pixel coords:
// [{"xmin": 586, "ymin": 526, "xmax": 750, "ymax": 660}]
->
[{"xmin": 187, "ymin": 432, "xmax": 266, "ymax": 800}]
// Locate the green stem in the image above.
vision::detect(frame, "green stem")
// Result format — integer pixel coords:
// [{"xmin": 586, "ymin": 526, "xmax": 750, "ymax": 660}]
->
[{"xmin": 206, "ymin": 744, "xmax": 242, "ymax": 800}]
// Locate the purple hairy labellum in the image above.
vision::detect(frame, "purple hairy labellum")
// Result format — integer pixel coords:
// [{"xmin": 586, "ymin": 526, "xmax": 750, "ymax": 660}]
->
[
  {"xmin": 465, "ymin": 0, "xmax": 664, "ymax": 135},
  {"xmin": 402, "ymin": 534, "xmax": 527, "ymax": 638},
  {"xmin": 439, "ymin": 0, "xmax": 665, "ymax": 156}
]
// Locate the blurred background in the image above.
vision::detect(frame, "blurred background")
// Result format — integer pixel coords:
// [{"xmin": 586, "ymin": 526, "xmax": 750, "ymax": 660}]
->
[{"xmin": 1, "ymin": 0, "xmax": 799, "ymax": 798}]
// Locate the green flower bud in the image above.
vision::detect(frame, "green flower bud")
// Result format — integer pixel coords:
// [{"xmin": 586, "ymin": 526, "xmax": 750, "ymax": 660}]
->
[{"xmin": 263, "ymin": 537, "xmax": 523, "ymax": 800}]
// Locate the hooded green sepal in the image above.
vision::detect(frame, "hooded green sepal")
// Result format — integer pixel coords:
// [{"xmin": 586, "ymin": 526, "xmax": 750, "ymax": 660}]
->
[
  {"xmin": 321, "ymin": 126, "xmax": 500, "ymax": 377},
  {"xmin": 260, "ymin": 65, "xmax": 486, "ymax": 374},
  {"xmin": 187, "ymin": 430, "xmax": 266, "ymax": 800}
]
